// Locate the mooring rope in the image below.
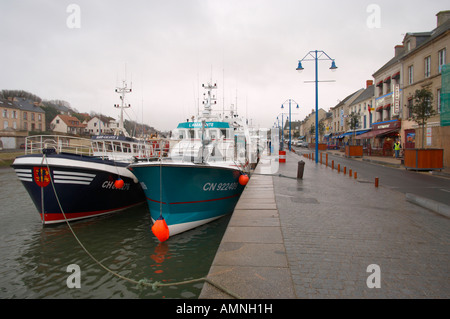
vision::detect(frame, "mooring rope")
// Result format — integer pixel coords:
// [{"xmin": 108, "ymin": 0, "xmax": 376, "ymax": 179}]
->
[{"xmin": 42, "ymin": 154, "xmax": 241, "ymax": 299}]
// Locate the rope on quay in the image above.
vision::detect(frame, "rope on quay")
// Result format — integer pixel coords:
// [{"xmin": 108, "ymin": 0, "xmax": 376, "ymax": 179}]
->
[{"xmin": 42, "ymin": 155, "xmax": 241, "ymax": 299}]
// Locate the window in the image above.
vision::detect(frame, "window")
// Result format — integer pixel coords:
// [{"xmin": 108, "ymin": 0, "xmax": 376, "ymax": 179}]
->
[
  {"xmin": 406, "ymin": 40, "xmax": 411, "ymax": 52},
  {"xmin": 407, "ymin": 98, "xmax": 413, "ymax": 118},
  {"xmin": 408, "ymin": 65, "xmax": 414, "ymax": 85},
  {"xmin": 3, "ymin": 121, "xmax": 8, "ymax": 129},
  {"xmin": 38, "ymin": 114, "xmax": 42, "ymax": 121},
  {"xmin": 424, "ymin": 56, "xmax": 431, "ymax": 78},
  {"xmin": 31, "ymin": 113, "xmax": 35, "ymax": 121},
  {"xmin": 438, "ymin": 48, "xmax": 446, "ymax": 73},
  {"xmin": 12, "ymin": 111, "xmax": 17, "ymax": 119},
  {"xmin": 2, "ymin": 109, "xmax": 7, "ymax": 118},
  {"xmin": 23, "ymin": 112, "xmax": 27, "ymax": 120}
]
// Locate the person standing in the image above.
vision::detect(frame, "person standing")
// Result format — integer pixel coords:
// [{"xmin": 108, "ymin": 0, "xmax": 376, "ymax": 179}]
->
[{"xmin": 394, "ymin": 140, "xmax": 401, "ymax": 158}]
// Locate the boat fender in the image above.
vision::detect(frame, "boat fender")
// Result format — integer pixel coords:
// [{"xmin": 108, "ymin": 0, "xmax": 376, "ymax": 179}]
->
[
  {"xmin": 239, "ymin": 174, "xmax": 249, "ymax": 186},
  {"xmin": 152, "ymin": 216, "xmax": 170, "ymax": 242},
  {"xmin": 114, "ymin": 178, "xmax": 124, "ymax": 189}
]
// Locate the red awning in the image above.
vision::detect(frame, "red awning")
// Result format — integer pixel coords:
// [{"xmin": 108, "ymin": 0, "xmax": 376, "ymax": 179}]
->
[
  {"xmin": 355, "ymin": 128, "xmax": 398, "ymax": 139},
  {"xmin": 392, "ymin": 71, "xmax": 400, "ymax": 79},
  {"xmin": 384, "ymin": 76, "xmax": 391, "ymax": 83},
  {"xmin": 383, "ymin": 104, "xmax": 391, "ymax": 109},
  {"xmin": 376, "ymin": 106, "xmax": 383, "ymax": 111}
]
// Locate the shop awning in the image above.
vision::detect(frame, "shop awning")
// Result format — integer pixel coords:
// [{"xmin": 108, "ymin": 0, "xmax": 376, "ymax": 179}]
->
[
  {"xmin": 355, "ymin": 128, "xmax": 398, "ymax": 139},
  {"xmin": 337, "ymin": 130, "xmax": 370, "ymax": 138}
]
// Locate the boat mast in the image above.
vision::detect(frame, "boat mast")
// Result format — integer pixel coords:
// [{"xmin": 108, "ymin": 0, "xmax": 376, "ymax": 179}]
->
[
  {"xmin": 201, "ymin": 82, "xmax": 217, "ymax": 118},
  {"xmin": 114, "ymin": 80, "xmax": 132, "ymax": 137}
]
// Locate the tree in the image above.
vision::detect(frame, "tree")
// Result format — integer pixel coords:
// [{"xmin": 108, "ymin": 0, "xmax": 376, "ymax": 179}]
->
[
  {"xmin": 408, "ymin": 88, "xmax": 435, "ymax": 149},
  {"xmin": 318, "ymin": 119, "xmax": 325, "ymax": 142},
  {"xmin": 309, "ymin": 124, "xmax": 315, "ymax": 142},
  {"xmin": 347, "ymin": 112, "xmax": 359, "ymax": 145}
]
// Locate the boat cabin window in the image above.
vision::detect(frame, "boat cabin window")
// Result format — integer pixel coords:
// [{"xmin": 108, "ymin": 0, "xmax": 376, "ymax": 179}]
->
[
  {"xmin": 113, "ymin": 141, "xmax": 122, "ymax": 152},
  {"xmin": 123, "ymin": 143, "xmax": 131, "ymax": 153},
  {"xmin": 173, "ymin": 129, "xmax": 186, "ymax": 140},
  {"xmin": 106, "ymin": 141, "xmax": 114, "ymax": 152},
  {"xmin": 209, "ymin": 129, "xmax": 218, "ymax": 140}
]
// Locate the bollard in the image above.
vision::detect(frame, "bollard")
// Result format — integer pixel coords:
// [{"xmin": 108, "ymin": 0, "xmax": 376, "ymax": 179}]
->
[
  {"xmin": 297, "ymin": 160, "xmax": 305, "ymax": 179},
  {"xmin": 332, "ymin": 160, "xmax": 334, "ymax": 170},
  {"xmin": 326, "ymin": 153, "xmax": 328, "ymax": 167},
  {"xmin": 354, "ymin": 172, "xmax": 357, "ymax": 179},
  {"xmin": 338, "ymin": 164, "xmax": 340, "ymax": 173},
  {"xmin": 349, "ymin": 169, "xmax": 352, "ymax": 177},
  {"xmin": 320, "ymin": 153, "xmax": 322, "ymax": 165},
  {"xmin": 375, "ymin": 177, "xmax": 379, "ymax": 187},
  {"xmin": 279, "ymin": 151, "xmax": 286, "ymax": 163},
  {"xmin": 344, "ymin": 166, "xmax": 347, "ymax": 175}
]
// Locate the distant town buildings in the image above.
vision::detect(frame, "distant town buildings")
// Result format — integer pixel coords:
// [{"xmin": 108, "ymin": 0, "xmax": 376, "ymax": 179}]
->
[
  {"xmin": 282, "ymin": 10, "xmax": 450, "ymax": 166},
  {"xmin": 0, "ymin": 97, "xmax": 46, "ymax": 149}
]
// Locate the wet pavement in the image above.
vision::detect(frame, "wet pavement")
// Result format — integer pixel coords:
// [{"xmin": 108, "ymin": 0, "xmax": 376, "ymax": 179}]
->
[{"xmin": 200, "ymin": 150, "xmax": 450, "ymax": 299}]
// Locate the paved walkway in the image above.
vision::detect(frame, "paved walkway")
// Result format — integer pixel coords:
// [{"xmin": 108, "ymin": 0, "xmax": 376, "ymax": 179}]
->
[{"xmin": 200, "ymin": 151, "xmax": 450, "ymax": 299}]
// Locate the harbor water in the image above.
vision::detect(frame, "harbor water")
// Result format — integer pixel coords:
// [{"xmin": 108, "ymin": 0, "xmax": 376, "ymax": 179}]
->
[{"xmin": 0, "ymin": 167, "xmax": 230, "ymax": 299}]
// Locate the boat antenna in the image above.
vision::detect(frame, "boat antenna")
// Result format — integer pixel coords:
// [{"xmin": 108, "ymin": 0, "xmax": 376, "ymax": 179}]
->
[{"xmin": 114, "ymin": 80, "xmax": 132, "ymax": 137}]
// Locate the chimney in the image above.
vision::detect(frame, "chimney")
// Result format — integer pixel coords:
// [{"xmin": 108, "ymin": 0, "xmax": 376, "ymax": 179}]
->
[
  {"xmin": 366, "ymin": 80, "xmax": 374, "ymax": 88},
  {"xmin": 437, "ymin": 11, "xmax": 450, "ymax": 27},
  {"xmin": 394, "ymin": 45, "xmax": 404, "ymax": 57}
]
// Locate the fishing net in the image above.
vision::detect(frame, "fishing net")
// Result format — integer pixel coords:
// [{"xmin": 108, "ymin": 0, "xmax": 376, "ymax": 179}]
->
[{"xmin": 441, "ymin": 64, "xmax": 450, "ymax": 126}]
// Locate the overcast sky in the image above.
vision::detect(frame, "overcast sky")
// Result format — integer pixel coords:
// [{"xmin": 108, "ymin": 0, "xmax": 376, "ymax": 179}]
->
[{"xmin": 0, "ymin": 0, "xmax": 448, "ymax": 131}]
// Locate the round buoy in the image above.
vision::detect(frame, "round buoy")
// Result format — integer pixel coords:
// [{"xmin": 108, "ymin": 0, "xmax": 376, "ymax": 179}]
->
[
  {"xmin": 114, "ymin": 178, "xmax": 124, "ymax": 189},
  {"xmin": 152, "ymin": 216, "xmax": 170, "ymax": 242},
  {"xmin": 239, "ymin": 174, "xmax": 249, "ymax": 186}
]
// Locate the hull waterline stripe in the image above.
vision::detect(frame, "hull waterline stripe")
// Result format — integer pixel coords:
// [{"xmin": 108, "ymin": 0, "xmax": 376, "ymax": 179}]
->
[{"xmin": 145, "ymin": 197, "xmax": 167, "ymax": 205}]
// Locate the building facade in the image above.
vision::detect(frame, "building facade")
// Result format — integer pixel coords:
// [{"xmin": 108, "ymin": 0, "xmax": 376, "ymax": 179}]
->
[
  {"xmin": 0, "ymin": 97, "xmax": 46, "ymax": 149},
  {"xmin": 400, "ymin": 12, "xmax": 449, "ymax": 158},
  {"xmin": 51, "ymin": 114, "xmax": 87, "ymax": 135}
]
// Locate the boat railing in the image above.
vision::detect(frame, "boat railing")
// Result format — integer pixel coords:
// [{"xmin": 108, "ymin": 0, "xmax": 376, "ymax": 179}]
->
[{"xmin": 24, "ymin": 135, "xmax": 94, "ymax": 156}]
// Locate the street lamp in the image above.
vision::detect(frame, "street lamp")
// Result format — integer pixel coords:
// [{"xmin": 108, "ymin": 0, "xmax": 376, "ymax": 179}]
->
[
  {"xmin": 296, "ymin": 50, "xmax": 337, "ymax": 163},
  {"xmin": 281, "ymin": 99, "xmax": 299, "ymax": 151}
]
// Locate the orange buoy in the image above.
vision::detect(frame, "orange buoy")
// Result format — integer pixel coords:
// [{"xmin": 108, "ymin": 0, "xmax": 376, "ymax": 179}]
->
[
  {"xmin": 152, "ymin": 216, "xmax": 170, "ymax": 242},
  {"xmin": 239, "ymin": 174, "xmax": 249, "ymax": 186},
  {"xmin": 114, "ymin": 178, "xmax": 124, "ymax": 189}
]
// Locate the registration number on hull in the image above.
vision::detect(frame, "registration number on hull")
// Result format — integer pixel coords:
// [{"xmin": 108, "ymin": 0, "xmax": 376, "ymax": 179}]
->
[{"xmin": 203, "ymin": 182, "xmax": 238, "ymax": 192}]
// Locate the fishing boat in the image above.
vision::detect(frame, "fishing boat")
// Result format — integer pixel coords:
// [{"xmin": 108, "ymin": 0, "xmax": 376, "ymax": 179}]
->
[
  {"xmin": 129, "ymin": 82, "xmax": 254, "ymax": 238},
  {"xmin": 12, "ymin": 81, "xmax": 152, "ymax": 225}
]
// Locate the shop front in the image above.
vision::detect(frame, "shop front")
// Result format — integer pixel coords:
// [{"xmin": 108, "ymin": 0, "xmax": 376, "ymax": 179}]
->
[{"xmin": 356, "ymin": 120, "xmax": 401, "ymax": 156}]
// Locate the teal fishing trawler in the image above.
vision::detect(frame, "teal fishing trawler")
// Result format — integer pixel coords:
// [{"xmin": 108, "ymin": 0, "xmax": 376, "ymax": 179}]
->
[{"xmin": 129, "ymin": 82, "xmax": 254, "ymax": 239}]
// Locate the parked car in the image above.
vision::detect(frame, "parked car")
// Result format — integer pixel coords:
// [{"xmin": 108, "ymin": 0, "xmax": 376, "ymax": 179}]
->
[{"xmin": 301, "ymin": 141, "xmax": 309, "ymax": 148}]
